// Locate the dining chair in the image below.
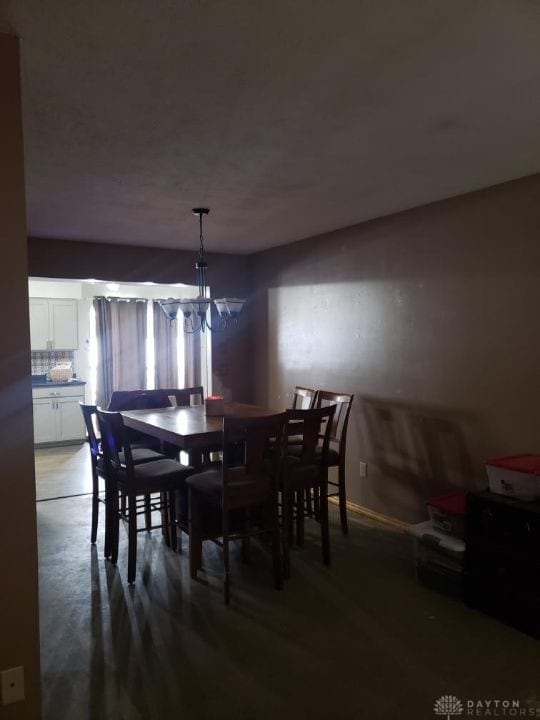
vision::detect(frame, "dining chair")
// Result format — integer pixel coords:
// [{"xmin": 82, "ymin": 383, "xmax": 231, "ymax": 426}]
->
[
  {"xmin": 268, "ymin": 386, "xmax": 317, "ymax": 451},
  {"xmin": 186, "ymin": 412, "xmax": 287, "ymax": 604},
  {"xmin": 96, "ymin": 409, "xmax": 195, "ymax": 584},
  {"xmin": 159, "ymin": 385, "xmax": 220, "ymax": 466},
  {"xmin": 107, "ymin": 389, "xmax": 185, "ymax": 523},
  {"xmin": 282, "ymin": 404, "xmax": 336, "ymax": 578},
  {"xmin": 80, "ymin": 403, "xmax": 104, "ymax": 545},
  {"xmin": 315, "ymin": 391, "xmax": 354, "ymax": 535},
  {"xmin": 161, "ymin": 386, "xmax": 204, "ymax": 407},
  {"xmin": 107, "ymin": 387, "xmax": 204, "ymax": 411},
  {"xmin": 107, "ymin": 389, "xmax": 168, "ymax": 411},
  {"xmin": 80, "ymin": 403, "xmax": 166, "ymax": 544},
  {"xmin": 292, "ymin": 386, "xmax": 317, "ymax": 410}
]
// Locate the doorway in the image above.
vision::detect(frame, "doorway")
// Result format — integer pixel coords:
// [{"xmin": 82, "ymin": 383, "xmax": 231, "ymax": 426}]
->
[{"xmin": 29, "ymin": 276, "xmax": 211, "ymax": 501}]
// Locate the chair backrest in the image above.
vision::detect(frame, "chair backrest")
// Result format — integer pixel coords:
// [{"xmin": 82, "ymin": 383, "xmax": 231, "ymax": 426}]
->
[
  {"xmin": 292, "ymin": 386, "xmax": 317, "ymax": 410},
  {"xmin": 161, "ymin": 386, "xmax": 204, "ymax": 407},
  {"xmin": 221, "ymin": 413, "xmax": 287, "ymax": 506},
  {"xmin": 96, "ymin": 409, "xmax": 134, "ymax": 479},
  {"xmin": 107, "ymin": 387, "xmax": 204, "ymax": 411},
  {"xmin": 107, "ymin": 389, "xmax": 171, "ymax": 411},
  {"xmin": 80, "ymin": 402, "xmax": 100, "ymax": 458},
  {"xmin": 315, "ymin": 391, "xmax": 354, "ymax": 452},
  {"xmin": 284, "ymin": 405, "xmax": 336, "ymax": 468}
]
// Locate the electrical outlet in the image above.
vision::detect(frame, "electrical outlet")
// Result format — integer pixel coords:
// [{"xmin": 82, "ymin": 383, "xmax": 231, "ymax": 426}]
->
[
  {"xmin": 359, "ymin": 461, "xmax": 368, "ymax": 478},
  {"xmin": 1, "ymin": 666, "xmax": 25, "ymax": 705}
]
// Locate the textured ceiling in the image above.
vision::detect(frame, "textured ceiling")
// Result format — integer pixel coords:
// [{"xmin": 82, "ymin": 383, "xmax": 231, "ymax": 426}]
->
[{"xmin": 3, "ymin": 0, "xmax": 540, "ymax": 253}]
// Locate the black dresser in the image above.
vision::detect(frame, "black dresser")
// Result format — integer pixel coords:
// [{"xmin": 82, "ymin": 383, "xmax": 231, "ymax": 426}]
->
[{"xmin": 464, "ymin": 491, "xmax": 540, "ymax": 638}]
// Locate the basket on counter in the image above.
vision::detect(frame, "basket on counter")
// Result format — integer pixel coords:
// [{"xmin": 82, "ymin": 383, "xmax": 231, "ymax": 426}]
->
[{"xmin": 49, "ymin": 363, "xmax": 73, "ymax": 382}]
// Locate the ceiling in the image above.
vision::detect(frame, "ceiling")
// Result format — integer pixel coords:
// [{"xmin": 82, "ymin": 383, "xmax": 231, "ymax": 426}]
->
[{"xmin": 3, "ymin": 0, "xmax": 540, "ymax": 254}]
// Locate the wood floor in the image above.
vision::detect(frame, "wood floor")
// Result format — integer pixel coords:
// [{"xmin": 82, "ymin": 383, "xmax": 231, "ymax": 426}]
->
[
  {"xmin": 35, "ymin": 445, "xmax": 540, "ymax": 720},
  {"xmin": 35, "ymin": 442, "xmax": 91, "ymax": 501}
]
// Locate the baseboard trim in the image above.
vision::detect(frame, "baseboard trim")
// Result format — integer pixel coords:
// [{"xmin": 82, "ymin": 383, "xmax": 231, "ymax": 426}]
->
[{"xmin": 329, "ymin": 497, "xmax": 410, "ymax": 533}]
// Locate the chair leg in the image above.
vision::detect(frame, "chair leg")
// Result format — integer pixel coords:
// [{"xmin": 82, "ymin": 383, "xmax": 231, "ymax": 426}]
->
[
  {"xmin": 177, "ymin": 522, "xmax": 182, "ymax": 554},
  {"xmin": 110, "ymin": 489, "xmax": 120, "ymax": 566},
  {"xmin": 296, "ymin": 490, "xmax": 304, "ymax": 547},
  {"xmin": 282, "ymin": 489, "xmax": 292, "ymax": 580},
  {"xmin": 287, "ymin": 490, "xmax": 294, "ymax": 546},
  {"xmin": 313, "ymin": 486, "xmax": 320, "ymax": 522},
  {"xmin": 305, "ymin": 488, "xmax": 313, "ymax": 518},
  {"xmin": 91, "ymin": 462, "xmax": 99, "ymax": 545},
  {"xmin": 189, "ymin": 490, "xmax": 202, "ymax": 579},
  {"xmin": 144, "ymin": 493, "xmax": 152, "ymax": 531},
  {"xmin": 223, "ymin": 515, "xmax": 230, "ymax": 605},
  {"xmin": 338, "ymin": 462, "xmax": 348, "ymax": 535},
  {"xmin": 168, "ymin": 490, "xmax": 178, "ymax": 552},
  {"xmin": 127, "ymin": 493, "xmax": 138, "ymax": 584},
  {"xmin": 161, "ymin": 492, "xmax": 171, "ymax": 547},
  {"xmin": 103, "ymin": 480, "xmax": 113, "ymax": 559},
  {"xmin": 320, "ymin": 475, "xmax": 331, "ymax": 566},
  {"xmin": 120, "ymin": 490, "xmax": 127, "ymax": 519},
  {"xmin": 271, "ymin": 496, "xmax": 283, "ymax": 590}
]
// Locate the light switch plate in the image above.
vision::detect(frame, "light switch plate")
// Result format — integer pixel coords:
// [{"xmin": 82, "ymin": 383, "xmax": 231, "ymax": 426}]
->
[
  {"xmin": 359, "ymin": 461, "xmax": 368, "ymax": 478},
  {"xmin": 1, "ymin": 666, "xmax": 25, "ymax": 705}
]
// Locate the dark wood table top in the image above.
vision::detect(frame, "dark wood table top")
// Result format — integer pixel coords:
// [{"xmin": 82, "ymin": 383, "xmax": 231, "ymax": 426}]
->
[{"xmin": 121, "ymin": 402, "xmax": 275, "ymax": 449}]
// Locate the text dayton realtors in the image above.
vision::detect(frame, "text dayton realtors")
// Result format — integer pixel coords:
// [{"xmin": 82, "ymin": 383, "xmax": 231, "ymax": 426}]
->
[{"xmin": 465, "ymin": 699, "xmax": 539, "ymax": 717}]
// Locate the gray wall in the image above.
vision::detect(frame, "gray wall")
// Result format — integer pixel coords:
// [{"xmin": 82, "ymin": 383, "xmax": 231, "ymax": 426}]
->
[
  {"xmin": 248, "ymin": 174, "xmax": 540, "ymax": 523},
  {"xmin": 0, "ymin": 34, "xmax": 41, "ymax": 720}
]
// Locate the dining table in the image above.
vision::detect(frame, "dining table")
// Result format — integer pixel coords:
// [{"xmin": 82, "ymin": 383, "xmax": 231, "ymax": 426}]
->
[{"xmin": 121, "ymin": 401, "xmax": 276, "ymax": 455}]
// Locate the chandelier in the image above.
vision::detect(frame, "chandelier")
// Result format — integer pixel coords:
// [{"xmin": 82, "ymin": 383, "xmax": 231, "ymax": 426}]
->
[{"xmin": 160, "ymin": 208, "xmax": 246, "ymax": 333}]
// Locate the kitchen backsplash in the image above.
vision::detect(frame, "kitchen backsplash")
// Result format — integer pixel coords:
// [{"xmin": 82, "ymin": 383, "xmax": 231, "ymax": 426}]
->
[{"xmin": 31, "ymin": 350, "xmax": 75, "ymax": 375}]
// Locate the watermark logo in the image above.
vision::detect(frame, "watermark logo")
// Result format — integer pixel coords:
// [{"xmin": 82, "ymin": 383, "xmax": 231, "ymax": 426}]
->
[
  {"xmin": 434, "ymin": 695, "xmax": 464, "ymax": 720},
  {"xmin": 433, "ymin": 696, "xmax": 540, "ymax": 717}
]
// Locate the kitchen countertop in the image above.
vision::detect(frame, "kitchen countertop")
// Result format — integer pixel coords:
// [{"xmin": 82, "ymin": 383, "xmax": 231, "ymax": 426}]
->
[{"xmin": 32, "ymin": 380, "xmax": 87, "ymax": 387}]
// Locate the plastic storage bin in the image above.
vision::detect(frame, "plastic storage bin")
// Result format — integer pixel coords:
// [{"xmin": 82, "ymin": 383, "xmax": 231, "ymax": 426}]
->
[
  {"xmin": 426, "ymin": 491, "xmax": 467, "ymax": 538},
  {"xmin": 411, "ymin": 521, "xmax": 465, "ymax": 569},
  {"xmin": 410, "ymin": 521, "xmax": 465, "ymax": 598},
  {"xmin": 486, "ymin": 455, "xmax": 540, "ymax": 502}
]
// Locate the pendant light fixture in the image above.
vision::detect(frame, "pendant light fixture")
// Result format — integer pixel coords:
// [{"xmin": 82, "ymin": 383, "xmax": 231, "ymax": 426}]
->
[{"xmin": 160, "ymin": 208, "xmax": 246, "ymax": 333}]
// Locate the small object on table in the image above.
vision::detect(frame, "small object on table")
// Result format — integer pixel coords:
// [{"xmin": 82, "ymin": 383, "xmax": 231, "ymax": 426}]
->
[{"xmin": 205, "ymin": 395, "xmax": 224, "ymax": 416}]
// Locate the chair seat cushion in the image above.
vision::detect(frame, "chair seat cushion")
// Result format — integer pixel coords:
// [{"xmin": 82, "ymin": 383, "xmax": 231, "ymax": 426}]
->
[
  {"xmin": 284, "ymin": 456, "xmax": 320, "ymax": 487},
  {"xmin": 118, "ymin": 459, "xmax": 194, "ymax": 493},
  {"xmin": 286, "ymin": 445, "xmax": 340, "ymax": 466},
  {"xmin": 268, "ymin": 434, "xmax": 303, "ymax": 449},
  {"xmin": 96, "ymin": 448, "xmax": 166, "ymax": 476},
  {"xmin": 123, "ymin": 447, "xmax": 166, "ymax": 464},
  {"xmin": 187, "ymin": 465, "xmax": 272, "ymax": 508}
]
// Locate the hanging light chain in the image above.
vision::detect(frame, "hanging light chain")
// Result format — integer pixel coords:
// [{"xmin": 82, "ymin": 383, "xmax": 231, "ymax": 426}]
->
[
  {"xmin": 198, "ymin": 210, "xmax": 205, "ymax": 261},
  {"xmin": 194, "ymin": 207, "xmax": 209, "ymax": 299}
]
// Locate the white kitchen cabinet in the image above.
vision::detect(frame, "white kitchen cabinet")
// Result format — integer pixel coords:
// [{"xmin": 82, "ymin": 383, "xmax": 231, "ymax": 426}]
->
[
  {"xmin": 29, "ymin": 298, "xmax": 78, "ymax": 350},
  {"xmin": 29, "ymin": 299, "xmax": 50, "ymax": 350},
  {"xmin": 32, "ymin": 384, "xmax": 86, "ymax": 445},
  {"xmin": 32, "ymin": 399, "xmax": 58, "ymax": 444},
  {"xmin": 57, "ymin": 398, "xmax": 86, "ymax": 441}
]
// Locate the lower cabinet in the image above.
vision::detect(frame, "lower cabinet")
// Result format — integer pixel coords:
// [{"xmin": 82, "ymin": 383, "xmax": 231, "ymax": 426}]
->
[
  {"xmin": 32, "ymin": 385, "xmax": 86, "ymax": 444},
  {"xmin": 464, "ymin": 491, "xmax": 540, "ymax": 639},
  {"xmin": 33, "ymin": 399, "xmax": 58, "ymax": 444}
]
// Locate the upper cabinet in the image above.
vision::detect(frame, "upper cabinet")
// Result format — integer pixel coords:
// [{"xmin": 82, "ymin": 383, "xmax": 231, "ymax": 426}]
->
[{"xmin": 29, "ymin": 298, "xmax": 78, "ymax": 350}]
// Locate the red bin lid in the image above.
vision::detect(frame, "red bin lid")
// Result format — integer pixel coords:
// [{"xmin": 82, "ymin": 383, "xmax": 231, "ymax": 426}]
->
[
  {"xmin": 486, "ymin": 454, "xmax": 540, "ymax": 475},
  {"xmin": 426, "ymin": 491, "xmax": 467, "ymax": 517}
]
